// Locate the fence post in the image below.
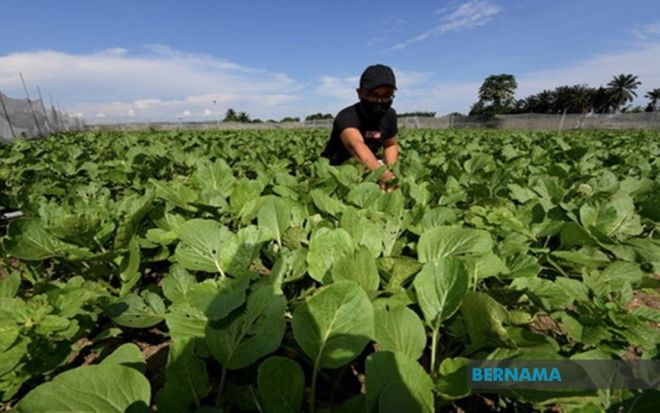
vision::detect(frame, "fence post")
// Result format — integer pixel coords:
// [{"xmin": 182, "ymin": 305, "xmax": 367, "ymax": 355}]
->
[
  {"xmin": 558, "ymin": 108, "xmax": 567, "ymax": 132},
  {"xmin": 19, "ymin": 72, "xmax": 44, "ymax": 138},
  {"xmin": 0, "ymin": 92, "xmax": 17, "ymax": 140}
]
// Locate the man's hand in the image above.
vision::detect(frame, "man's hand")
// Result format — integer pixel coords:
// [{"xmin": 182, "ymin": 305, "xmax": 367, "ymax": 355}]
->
[{"xmin": 379, "ymin": 170, "xmax": 398, "ymax": 192}]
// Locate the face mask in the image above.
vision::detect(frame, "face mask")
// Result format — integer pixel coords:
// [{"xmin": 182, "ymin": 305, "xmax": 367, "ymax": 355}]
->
[{"xmin": 359, "ymin": 98, "xmax": 391, "ymax": 120}]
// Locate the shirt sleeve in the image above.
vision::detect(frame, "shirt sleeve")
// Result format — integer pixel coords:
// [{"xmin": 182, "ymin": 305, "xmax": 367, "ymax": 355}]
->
[
  {"xmin": 387, "ymin": 109, "xmax": 398, "ymax": 138},
  {"xmin": 334, "ymin": 108, "xmax": 360, "ymax": 133}
]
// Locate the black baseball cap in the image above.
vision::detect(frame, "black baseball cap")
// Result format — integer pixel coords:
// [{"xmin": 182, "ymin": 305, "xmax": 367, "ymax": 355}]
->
[{"xmin": 359, "ymin": 64, "xmax": 397, "ymax": 90}]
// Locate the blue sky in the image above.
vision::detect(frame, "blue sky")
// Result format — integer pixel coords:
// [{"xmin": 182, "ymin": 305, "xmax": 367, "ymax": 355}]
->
[{"xmin": 1, "ymin": 0, "xmax": 659, "ymax": 122}]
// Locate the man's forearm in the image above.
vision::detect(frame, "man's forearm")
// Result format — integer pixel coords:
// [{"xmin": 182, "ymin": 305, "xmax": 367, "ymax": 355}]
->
[
  {"xmin": 383, "ymin": 143, "xmax": 398, "ymax": 166},
  {"xmin": 347, "ymin": 142, "xmax": 383, "ymax": 171}
]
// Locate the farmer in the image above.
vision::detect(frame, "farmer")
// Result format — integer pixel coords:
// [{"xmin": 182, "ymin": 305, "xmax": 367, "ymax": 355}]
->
[{"xmin": 320, "ymin": 64, "xmax": 399, "ymax": 191}]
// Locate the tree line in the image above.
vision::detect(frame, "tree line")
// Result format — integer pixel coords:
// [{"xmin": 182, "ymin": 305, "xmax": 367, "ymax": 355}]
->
[
  {"xmin": 220, "ymin": 110, "xmax": 336, "ymax": 123},
  {"xmin": 470, "ymin": 73, "xmax": 659, "ymax": 116}
]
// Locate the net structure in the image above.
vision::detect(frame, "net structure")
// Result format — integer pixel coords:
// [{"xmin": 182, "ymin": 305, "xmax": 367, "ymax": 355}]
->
[{"xmin": 0, "ymin": 91, "xmax": 84, "ymax": 143}]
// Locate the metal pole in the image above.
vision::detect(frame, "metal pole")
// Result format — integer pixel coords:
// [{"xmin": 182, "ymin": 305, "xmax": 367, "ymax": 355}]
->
[
  {"xmin": 49, "ymin": 92, "xmax": 64, "ymax": 132},
  {"xmin": 0, "ymin": 92, "xmax": 17, "ymax": 140},
  {"xmin": 58, "ymin": 101, "xmax": 68, "ymax": 131},
  {"xmin": 19, "ymin": 72, "xmax": 44, "ymax": 138},
  {"xmin": 48, "ymin": 92, "xmax": 58, "ymax": 132},
  {"xmin": 558, "ymin": 108, "xmax": 567, "ymax": 132},
  {"xmin": 37, "ymin": 85, "xmax": 51, "ymax": 134}
]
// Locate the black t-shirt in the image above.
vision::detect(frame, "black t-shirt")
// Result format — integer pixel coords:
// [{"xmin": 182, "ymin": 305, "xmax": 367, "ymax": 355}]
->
[{"xmin": 320, "ymin": 103, "xmax": 398, "ymax": 165}]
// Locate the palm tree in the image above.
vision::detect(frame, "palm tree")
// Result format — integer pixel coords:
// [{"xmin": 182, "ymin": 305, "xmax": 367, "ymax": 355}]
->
[
  {"xmin": 645, "ymin": 88, "xmax": 660, "ymax": 112},
  {"xmin": 607, "ymin": 74, "xmax": 641, "ymax": 112},
  {"xmin": 567, "ymin": 84, "xmax": 593, "ymax": 113},
  {"xmin": 223, "ymin": 108, "xmax": 238, "ymax": 122},
  {"xmin": 590, "ymin": 87, "xmax": 613, "ymax": 114},
  {"xmin": 478, "ymin": 73, "xmax": 518, "ymax": 113},
  {"xmin": 552, "ymin": 86, "xmax": 574, "ymax": 114},
  {"xmin": 237, "ymin": 111, "xmax": 251, "ymax": 122},
  {"xmin": 535, "ymin": 90, "xmax": 555, "ymax": 113}
]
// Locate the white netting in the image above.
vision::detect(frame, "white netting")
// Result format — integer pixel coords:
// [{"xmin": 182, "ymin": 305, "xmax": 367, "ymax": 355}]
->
[{"xmin": 0, "ymin": 91, "xmax": 84, "ymax": 142}]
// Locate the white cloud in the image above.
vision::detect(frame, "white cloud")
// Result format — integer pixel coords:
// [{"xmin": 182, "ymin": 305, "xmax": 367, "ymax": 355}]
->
[
  {"xmin": 314, "ymin": 69, "xmax": 433, "ymax": 102},
  {"xmin": 1, "ymin": 38, "xmax": 657, "ymax": 122},
  {"xmin": 632, "ymin": 22, "xmax": 660, "ymax": 40},
  {"xmin": 0, "ymin": 46, "xmax": 302, "ymax": 122},
  {"xmin": 392, "ymin": 0, "xmax": 501, "ymax": 50},
  {"xmin": 516, "ymin": 42, "xmax": 660, "ymax": 100},
  {"xmin": 395, "ymin": 41, "xmax": 660, "ymax": 114}
]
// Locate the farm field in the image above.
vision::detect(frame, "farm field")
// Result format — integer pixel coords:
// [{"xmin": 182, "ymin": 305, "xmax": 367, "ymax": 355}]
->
[{"xmin": 0, "ymin": 128, "xmax": 659, "ymax": 412}]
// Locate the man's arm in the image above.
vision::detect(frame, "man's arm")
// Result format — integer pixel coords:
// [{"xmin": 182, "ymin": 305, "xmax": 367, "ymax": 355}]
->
[
  {"xmin": 340, "ymin": 128, "xmax": 396, "ymax": 189},
  {"xmin": 383, "ymin": 136, "xmax": 398, "ymax": 166},
  {"xmin": 339, "ymin": 127, "xmax": 383, "ymax": 171}
]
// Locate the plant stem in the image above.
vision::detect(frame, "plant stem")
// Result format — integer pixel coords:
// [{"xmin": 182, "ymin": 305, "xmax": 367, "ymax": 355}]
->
[
  {"xmin": 545, "ymin": 254, "xmax": 569, "ymax": 277},
  {"xmin": 310, "ymin": 355, "xmax": 322, "ymax": 413},
  {"xmin": 216, "ymin": 366, "xmax": 227, "ymax": 407},
  {"xmin": 430, "ymin": 325, "xmax": 440, "ymax": 377}
]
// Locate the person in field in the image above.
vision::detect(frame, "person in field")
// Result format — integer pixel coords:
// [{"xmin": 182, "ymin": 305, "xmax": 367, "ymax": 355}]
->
[{"xmin": 320, "ymin": 64, "xmax": 399, "ymax": 191}]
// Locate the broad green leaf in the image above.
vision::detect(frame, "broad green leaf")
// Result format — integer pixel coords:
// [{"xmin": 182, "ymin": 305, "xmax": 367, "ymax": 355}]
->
[
  {"xmin": 507, "ymin": 183, "xmax": 537, "ymax": 203},
  {"xmin": 435, "ymin": 357, "xmax": 470, "ymax": 400},
  {"xmin": 378, "ymin": 256, "xmax": 422, "ymax": 290},
  {"xmin": 510, "ymin": 277, "xmax": 575, "ymax": 310},
  {"xmin": 332, "ymin": 246, "xmax": 380, "ymax": 292},
  {"xmin": 230, "ymin": 180, "xmax": 264, "ymax": 215},
  {"xmin": 145, "ymin": 228, "xmax": 178, "ymax": 245},
  {"xmin": 502, "ymin": 253, "xmax": 541, "ymax": 278},
  {"xmin": 413, "ymin": 257, "xmax": 469, "ymax": 326},
  {"xmin": 173, "ymin": 219, "xmax": 233, "ymax": 275},
  {"xmin": 207, "ymin": 285, "xmax": 286, "ymax": 369},
  {"xmin": 0, "ymin": 337, "xmax": 29, "ymax": 377},
  {"xmin": 220, "ymin": 225, "xmax": 262, "ymax": 278},
  {"xmin": 154, "ymin": 338, "xmax": 209, "ymax": 413},
  {"xmin": 0, "ymin": 272, "xmax": 20, "ymax": 298},
  {"xmin": 0, "ymin": 320, "xmax": 19, "ymax": 354},
  {"xmin": 626, "ymin": 238, "xmax": 660, "ymax": 272},
  {"xmin": 258, "ymin": 196, "xmax": 291, "ymax": 246},
  {"xmin": 258, "ymin": 356, "xmax": 304, "ymax": 413},
  {"xmin": 340, "ymin": 208, "xmax": 384, "ymax": 257},
  {"xmin": 460, "ymin": 292, "xmax": 513, "ymax": 350},
  {"xmin": 16, "ymin": 363, "xmax": 151, "ymax": 413},
  {"xmin": 118, "ymin": 238, "xmax": 141, "ymax": 295},
  {"xmin": 150, "ymin": 178, "xmax": 198, "ymax": 211},
  {"xmin": 310, "ymin": 189, "xmax": 346, "ymax": 216},
  {"xmin": 162, "ymin": 265, "xmax": 197, "ymax": 305},
  {"xmin": 378, "ymin": 381, "xmax": 425, "ymax": 413},
  {"xmin": 101, "ymin": 343, "xmax": 146, "ymax": 373},
  {"xmin": 409, "ymin": 207, "xmax": 458, "ymax": 236},
  {"xmin": 307, "ymin": 228, "xmax": 354, "ymax": 283},
  {"xmin": 189, "ymin": 276, "xmax": 250, "ymax": 321},
  {"xmin": 165, "ymin": 304, "xmax": 207, "ymax": 339},
  {"xmin": 346, "ymin": 182, "xmax": 381, "ymax": 208},
  {"xmin": 365, "ymin": 351, "xmax": 434, "ymax": 413},
  {"xmin": 417, "ymin": 225, "xmax": 493, "ymax": 263},
  {"xmin": 193, "ymin": 158, "xmax": 236, "ymax": 197},
  {"xmin": 332, "ymin": 395, "xmax": 368, "ymax": 413},
  {"xmin": 373, "ymin": 303, "xmax": 426, "ymax": 360},
  {"xmin": 3, "ymin": 218, "xmax": 91, "ymax": 260},
  {"xmin": 551, "ymin": 249, "xmax": 610, "ymax": 268},
  {"xmin": 114, "ymin": 193, "xmax": 154, "ymax": 249},
  {"xmin": 292, "ymin": 281, "xmax": 374, "ymax": 369},
  {"xmin": 108, "ymin": 291, "xmax": 165, "ymax": 328},
  {"xmin": 464, "ymin": 252, "xmax": 508, "ymax": 280}
]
